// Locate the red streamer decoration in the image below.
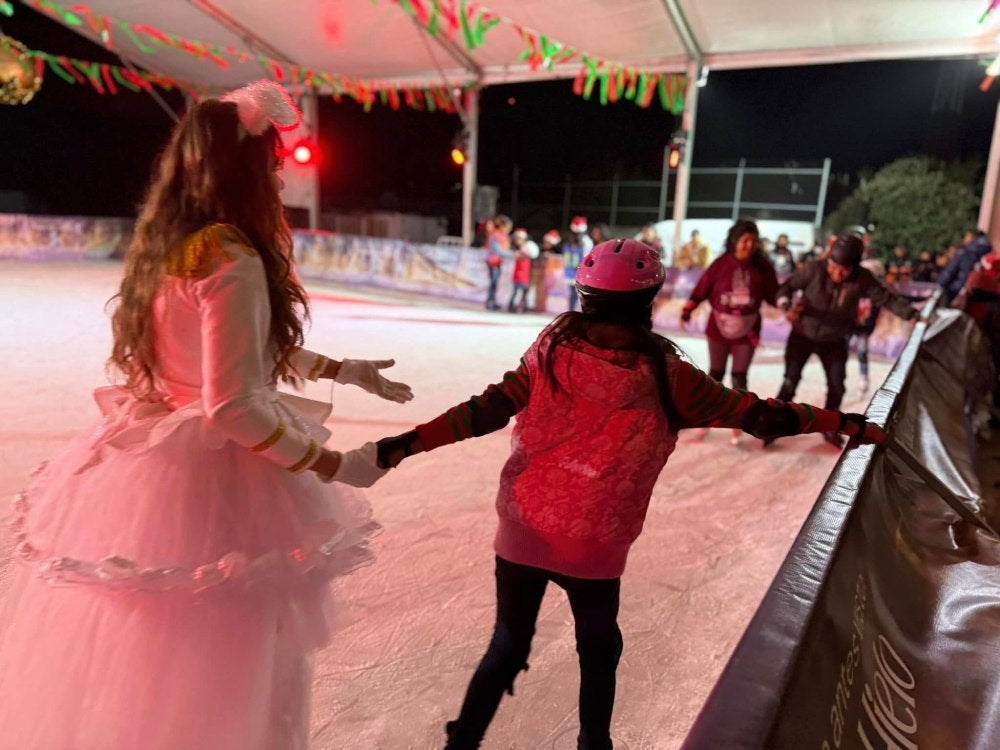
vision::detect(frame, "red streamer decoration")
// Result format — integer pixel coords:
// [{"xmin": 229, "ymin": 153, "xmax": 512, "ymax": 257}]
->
[
  {"xmin": 99, "ymin": 62, "xmax": 117, "ymax": 94},
  {"xmin": 58, "ymin": 55, "xmax": 86, "ymax": 83}
]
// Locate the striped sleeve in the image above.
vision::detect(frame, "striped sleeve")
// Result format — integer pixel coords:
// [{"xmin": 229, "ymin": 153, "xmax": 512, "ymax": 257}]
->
[
  {"xmin": 415, "ymin": 359, "xmax": 531, "ymax": 451},
  {"xmin": 671, "ymin": 360, "xmax": 841, "ymax": 433}
]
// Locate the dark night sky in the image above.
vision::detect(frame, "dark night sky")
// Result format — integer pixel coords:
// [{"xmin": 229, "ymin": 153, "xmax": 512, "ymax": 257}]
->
[{"xmin": 2, "ymin": 4, "xmax": 998, "ymax": 227}]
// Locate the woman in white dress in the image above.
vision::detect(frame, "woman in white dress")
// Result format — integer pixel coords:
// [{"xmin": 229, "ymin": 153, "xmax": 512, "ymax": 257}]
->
[{"xmin": 0, "ymin": 81, "xmax": 410, "ymax": 749}]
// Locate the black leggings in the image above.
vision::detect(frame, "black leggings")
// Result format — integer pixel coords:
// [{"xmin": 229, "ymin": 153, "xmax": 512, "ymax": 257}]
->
[
  {"xmin": 707, "ymin": 337, "xmax": 755, "ymax": 390},
  {"xmin": 445, "ymin": 557, "xmax": 623, "ymax": 750},
  {"xmin": 777, "ymin": 330, "xmax": 848, "ymax": 411}
]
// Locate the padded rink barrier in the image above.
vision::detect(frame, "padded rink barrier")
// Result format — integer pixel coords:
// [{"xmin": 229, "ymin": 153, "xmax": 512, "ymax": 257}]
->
[{"xmin": 682, "ymin": 297, "xmax": 1000, "ymax": 750}]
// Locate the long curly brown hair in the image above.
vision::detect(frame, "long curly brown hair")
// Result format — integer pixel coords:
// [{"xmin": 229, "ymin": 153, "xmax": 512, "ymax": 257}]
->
[{"xmin": 109, "ymin": 99, "xmax": 308, "ymax": 395}]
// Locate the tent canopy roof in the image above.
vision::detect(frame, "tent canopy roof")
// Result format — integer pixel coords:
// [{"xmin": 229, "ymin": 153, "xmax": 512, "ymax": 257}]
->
[{"xmin": 49, "ymin": 0, "xmax": 1000, "ymax": 91}]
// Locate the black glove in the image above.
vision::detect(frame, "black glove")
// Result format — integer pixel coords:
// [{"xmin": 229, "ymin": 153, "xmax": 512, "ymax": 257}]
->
[
  {"xmin": 376, "ymin": 430, "xmax": 420, "ymax": 469},
  {"xmin": 839, "ymin": 412, "xmax": 868, "ymax": 447}
]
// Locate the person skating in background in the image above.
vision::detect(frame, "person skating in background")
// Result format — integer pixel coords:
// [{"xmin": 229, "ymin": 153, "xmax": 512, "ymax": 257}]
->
[
  {"xmin": 563, "ymin": 216, "xmax": 592, "ymax": 312},
  {"xmin": 589, "ymin": 221, "xmax": 611, "ymax": 247},
  {"xmin": 530, "ymin": 229, "xmax": 561, "ymax": 313},
  {"xmin": 371, "ymin": 238, "xmax": 885, "ymax": 750},
  {"xmin": 885, "ymin": 244, "xmax": 913, "ymax": 284},
  {"xmin": 680, "ymin": 219, "xmax": 779, "ymax": 445},
  {"xmin": 674, "ymin": 228, "xmax": 711, "ymax": 270},
  {"xmin": 0, "ymin": 81, "xmax": 411, "ymax": 749},
  {"xmin": 770, "ymin": 233, "xmax": 795, "ymax": 276},
  {"xmin": 474, "ymin": 217, "xmax": 495, "ymax": 249},
  {"xmin": 484, "ymin": 215, "xmax": 512, "ymax": 311},
  {"xmin": 912, "ymin": 250, "xmax": 938, "ymax": 283},
  {"xmin": 850, "ymin": 245, "xmax": 888, "ymax": 397},
  {"xmin": 769, "ymin": 233, "xmax": 919, "ymax": 448},
  {"xmin": 508, "ymin": 228, "xmax": 538, "ymax": 313},
  {"xmin": 638, "ymin": 223, "xmax": 665, "ymax": 259}
]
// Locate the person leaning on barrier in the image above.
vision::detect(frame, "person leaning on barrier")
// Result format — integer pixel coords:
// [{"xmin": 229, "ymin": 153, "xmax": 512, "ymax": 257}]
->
[{"xmin": 767, "ymin": 233, "xmax": 920, "ymax": 448}]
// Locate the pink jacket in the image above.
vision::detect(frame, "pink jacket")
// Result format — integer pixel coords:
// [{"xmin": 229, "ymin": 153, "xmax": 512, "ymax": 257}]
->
[
  {"xmin": 494, "ymin": 337, "xmax": 676, "ymax": 578},
  {"xmin": 416, "ymin": 327, "xmax": 843, "ymax": 579}
]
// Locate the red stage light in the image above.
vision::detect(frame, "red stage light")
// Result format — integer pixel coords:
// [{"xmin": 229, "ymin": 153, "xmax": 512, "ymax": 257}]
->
[{"xmin": 291, "ymin": 141, "xmax": 315, "ymax": 165}]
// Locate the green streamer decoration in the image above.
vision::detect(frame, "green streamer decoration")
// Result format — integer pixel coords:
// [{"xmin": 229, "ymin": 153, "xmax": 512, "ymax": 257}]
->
[
  {"xmin": 117, "ymin": 20, "xmax": 157, "ymax": 54},
  {"xmin": 32, "ymin": 0, "xmax": 81, "ymax": 25},
  {"xmin": 45, "ymin": 55, "xmax": 77, "ymax": 83},
  {"xmin": 110, "ymin": 65, "xmax": 140, "ymax": 92},
  {"xmin": 458, "ymin": 0, "xmax": 475, "ymax": 50},
  {"xmin": 598, "ymin": 65, "xmax": 609, "ymax": 105}
]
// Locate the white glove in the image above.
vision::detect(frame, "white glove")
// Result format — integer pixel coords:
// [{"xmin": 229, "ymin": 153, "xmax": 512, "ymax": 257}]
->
[
  {"xmin": 335, "ymin": 359, "xmax": 414, "ymax": 403},
  {"xmin": 321, "ymin": 442, "xmax": 388, "ymax": 488}
]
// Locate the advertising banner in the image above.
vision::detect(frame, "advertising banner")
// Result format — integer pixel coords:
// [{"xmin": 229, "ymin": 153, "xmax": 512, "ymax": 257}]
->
[{"xmin": 0, "ymin": 214, "xmax": 131, "ymax": 260}]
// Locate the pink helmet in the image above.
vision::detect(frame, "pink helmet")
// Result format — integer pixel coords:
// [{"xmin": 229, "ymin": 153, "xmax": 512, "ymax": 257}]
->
[
  {"xmin": 576, "ymin": 239, "xmax": 664, "ymax": 292},
  {"xmin": 570, "ymin": 216, "xmax": 588, "ymax": 233}
]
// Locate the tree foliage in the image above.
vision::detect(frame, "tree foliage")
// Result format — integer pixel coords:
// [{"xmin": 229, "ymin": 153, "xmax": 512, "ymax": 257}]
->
[{"xmin": 824, "ymin": 156, "xmax": 980, "ymax": 258}]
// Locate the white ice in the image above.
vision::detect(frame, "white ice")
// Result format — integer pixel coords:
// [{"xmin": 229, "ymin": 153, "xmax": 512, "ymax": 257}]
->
[{"xmin": 0, "ymin": 261, "xmax": 890, "ymax": 749}]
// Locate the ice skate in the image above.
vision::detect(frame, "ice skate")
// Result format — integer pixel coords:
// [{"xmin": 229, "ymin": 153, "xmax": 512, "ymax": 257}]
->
[{"xmin": 729, "ymin": 429, "xmax": 742, "ymax": 446}]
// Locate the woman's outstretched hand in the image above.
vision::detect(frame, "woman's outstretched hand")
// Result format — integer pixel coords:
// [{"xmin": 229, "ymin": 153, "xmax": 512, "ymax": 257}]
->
[{"xmin": 335, "ymin": 359, "xmax": 414, "ymax": 403}]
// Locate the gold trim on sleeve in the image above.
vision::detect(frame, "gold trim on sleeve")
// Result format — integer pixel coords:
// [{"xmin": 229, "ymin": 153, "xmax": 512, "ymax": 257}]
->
[
  {"xmin": 306, "ymin": 354, "xmax": 328, "ymax": 381},
  {"xmin": 287, "ymin": 441, "xmax": 320, "ymax": 473},
  {"xmin": 251, "ymin": 421, "xmax": 286, "ymax": 452}
]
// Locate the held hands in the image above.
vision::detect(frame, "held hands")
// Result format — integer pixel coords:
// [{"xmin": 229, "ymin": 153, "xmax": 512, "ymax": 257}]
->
[
  {"xmin": 335, "ymin": 359, "xmax": 414, "ymax": 404},
  {"xmin": 313, "ymin": 443, "xmax": 388, "ymax": 487},
  {"xmin": 785, "ymin": 302, "xmax": 805, "ymax": 324},
  {"xmin": 375, "ymin": 430, "xmax": 423, "ymax": 469}
]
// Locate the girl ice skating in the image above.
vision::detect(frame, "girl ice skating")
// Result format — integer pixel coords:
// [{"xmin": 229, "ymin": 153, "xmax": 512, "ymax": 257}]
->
[{"xmin": 374, "ymin": 238, "xmax": 885, "ymax": 749}]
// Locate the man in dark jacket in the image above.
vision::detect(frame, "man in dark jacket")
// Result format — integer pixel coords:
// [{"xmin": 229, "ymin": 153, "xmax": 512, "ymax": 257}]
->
[
  {"xmin": 938, "ymin": 229, "xmax": 993, "ymax": 304},
  {"xmin": 768, "ymin": 234, "xmax": 918, "ymax": 447}
]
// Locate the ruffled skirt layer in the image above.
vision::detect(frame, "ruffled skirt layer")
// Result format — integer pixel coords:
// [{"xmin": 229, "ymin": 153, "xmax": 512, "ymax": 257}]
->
[{"xmin": 0, "ymin": 399, "xmax": 378, "ymax": 749}]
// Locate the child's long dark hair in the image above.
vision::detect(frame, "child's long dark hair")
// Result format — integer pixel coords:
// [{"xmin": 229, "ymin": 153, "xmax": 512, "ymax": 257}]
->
[{"xmin": 540, "ymin": 289, "xmax": 684, "ymax": 432}]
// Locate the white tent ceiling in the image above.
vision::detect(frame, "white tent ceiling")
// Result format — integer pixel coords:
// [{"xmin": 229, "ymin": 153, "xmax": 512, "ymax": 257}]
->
[{"xmin": 42, "ymin": 0, "xmax": 1000, "ymax": 91}]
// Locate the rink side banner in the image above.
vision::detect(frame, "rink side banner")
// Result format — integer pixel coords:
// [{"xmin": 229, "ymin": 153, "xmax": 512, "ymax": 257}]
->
[
  {"xmin": 0, "ymin": 219, "xmax": 931, "ymax": 359},
  {"xmin": 682, "ymin": 306, "xmax": 1000, "ymax": 750},
  {"xmin": 292, "ymin": 231, "xmax": 933, "ymax": 358},
  {"xmin": 0, "ymin": 214, "xmax": 132, "ymax": 260}
]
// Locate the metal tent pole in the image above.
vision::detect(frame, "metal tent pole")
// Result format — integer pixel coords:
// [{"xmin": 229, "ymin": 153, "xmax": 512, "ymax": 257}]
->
[{"xmin": 462, "ymin": 87, "xmax": 480, "ymax": 247}]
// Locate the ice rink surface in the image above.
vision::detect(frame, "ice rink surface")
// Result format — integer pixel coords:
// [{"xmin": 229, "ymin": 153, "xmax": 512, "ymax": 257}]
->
[{"xmin": 0, "ymin": 261, "xmax": 892, "ymax": 749}]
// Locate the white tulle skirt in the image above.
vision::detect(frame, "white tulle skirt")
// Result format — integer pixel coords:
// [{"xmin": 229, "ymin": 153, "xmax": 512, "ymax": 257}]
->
[{"xmin": 0, "ymin": 393, "xmax": 378, "ymax": 749}]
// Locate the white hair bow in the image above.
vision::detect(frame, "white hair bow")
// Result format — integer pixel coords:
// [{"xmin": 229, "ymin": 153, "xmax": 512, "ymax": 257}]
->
[{"xmin": 221, "ymin": 80, "xmax": 301, "ymax": 136}]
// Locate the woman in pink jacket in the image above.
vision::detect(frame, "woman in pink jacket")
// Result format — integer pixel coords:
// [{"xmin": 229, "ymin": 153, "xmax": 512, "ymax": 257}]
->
[{"xmin": 375, "ymin": 239, "xmax": 884, "ymax": 750}]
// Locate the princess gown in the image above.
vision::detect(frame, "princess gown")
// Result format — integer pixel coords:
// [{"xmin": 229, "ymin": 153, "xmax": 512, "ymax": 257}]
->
[{"xmin": 0, "ymin": 224, "xmax": 379, "ymax": 749}]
